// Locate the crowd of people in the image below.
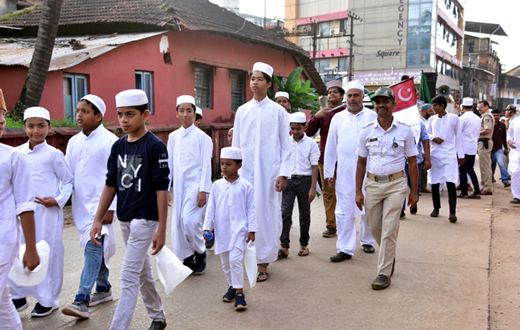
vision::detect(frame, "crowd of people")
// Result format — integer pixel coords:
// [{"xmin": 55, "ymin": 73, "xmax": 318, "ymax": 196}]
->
[{"xmin": 0, "ymin": 61, "xmax": 518, "ymax": 330}]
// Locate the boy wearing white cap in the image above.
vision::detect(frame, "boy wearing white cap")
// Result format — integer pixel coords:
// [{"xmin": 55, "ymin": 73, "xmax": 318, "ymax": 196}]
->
[
  {"xmin": 324, "ymin": 80, "xmax": 376, "ymax": 262},
  {"xmin": 275, "ymin": 91, "xmax": 291, "ymax": 114},
  {"xmin": 168, "ymin": 95, "xmax": 213, "ymax": 275},
  {"xmin": 278, "ymin": 112, "xmax": 319, "ymax": 258},
  {"xmin": 90, "ymin": 89, "xmax": 169, "ymax": 330},
  {"xmin": 232, "ymin": 62, "xmax": 291, "ymax": 282},
  {"xmin": 9, "ymin": 107, "xmax": 73, "ymax": 317},
  {"xmin": 0, "ymin": 97, "xmax": 40, "ymax": 329},
  {"xmin": 62, "ymin": 95, "xmax": 118, "ymax": 319},
  {"xmin": 458, "ymin": 97, "xmax": 482, "ymax": 198},
  {"xmin": 203, "ymin": 147, "xmax": 256, "ymax": 311}
]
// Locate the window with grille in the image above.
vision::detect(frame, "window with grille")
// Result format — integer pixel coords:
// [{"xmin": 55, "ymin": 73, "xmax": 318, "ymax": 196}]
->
[
  {"xmin": 231, "ymin": 72, "xmax": 245, "ymax": 111},
  {"xmin": 194, "ymin": 65, "xmax": 211, "ymax": 109},
  {"xmin": 135, "ymin": 71, "xmax": 153, "ymax": 114}
]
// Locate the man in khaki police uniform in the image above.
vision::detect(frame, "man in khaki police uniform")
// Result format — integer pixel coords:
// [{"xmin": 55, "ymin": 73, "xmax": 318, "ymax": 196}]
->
[
  {"xmin": 477, "ymin": 100, "xmax": 494, "ymax": 195},
  {"xmin": 355, "ymin": 87, "xmax": 419, "ymax": 290}
]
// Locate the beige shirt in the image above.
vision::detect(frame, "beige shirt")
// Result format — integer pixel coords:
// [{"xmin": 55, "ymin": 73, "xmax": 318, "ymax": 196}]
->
[{"xmin": 480, "ymin": 110, "xmax": 494, "ymax": 139}]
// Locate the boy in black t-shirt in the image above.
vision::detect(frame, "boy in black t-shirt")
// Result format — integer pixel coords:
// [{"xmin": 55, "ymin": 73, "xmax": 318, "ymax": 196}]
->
[{"xmin": 90, "ymin": 89, "xmax": 169, "ymax": 330}]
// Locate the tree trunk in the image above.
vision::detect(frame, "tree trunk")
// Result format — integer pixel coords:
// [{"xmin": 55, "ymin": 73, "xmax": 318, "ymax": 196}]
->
[{"xmin": 13, "ymin": 0, "xmax": 63, "ymax": 120}]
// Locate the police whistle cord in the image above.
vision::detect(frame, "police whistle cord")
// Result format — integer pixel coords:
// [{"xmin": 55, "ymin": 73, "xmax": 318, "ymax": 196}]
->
[{"xmin": 326, "ymin": 103, "xmax": 346, "ymax": 113}]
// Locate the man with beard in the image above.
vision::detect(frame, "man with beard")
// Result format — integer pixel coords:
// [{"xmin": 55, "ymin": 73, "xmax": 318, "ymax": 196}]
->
[
  {"xmin": 355, "ymin": 87, "xmax": 418, "ymax": 290},
  {"xmin": 306, "ymin": 80, "xmax": 346, "ymax": 238},
  {"xmin": 419, "ymin": 103, "xmax": 433, "ymax": 193},
  {"xmin": 324, "ymin": 80, "xmax": 376, "ymax": 262}
]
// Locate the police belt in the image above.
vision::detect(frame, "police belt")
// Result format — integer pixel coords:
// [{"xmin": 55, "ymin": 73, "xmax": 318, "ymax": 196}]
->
[{"xmin": 367, "ymin": 170, "xmax": 405, "ymax": 183}]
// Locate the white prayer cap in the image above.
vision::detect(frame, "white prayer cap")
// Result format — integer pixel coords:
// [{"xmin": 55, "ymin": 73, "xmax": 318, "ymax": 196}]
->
[
  {"xmin": 229, "ymin": 127, "xmax": 234, "ymax": 132},
  {"xmin": 462, "ymin": 97, "xmax": 473, "ymax": 107},
  {"xmin": 24, "ymin": 107, "xmax": 50, "ymax": 121},
  {"xmin": 252, "ymin": 62, "xmax": 274, "ymax": 77},
  {"xmin": 290, "ymin": 112, "xmax": 306, "ymax": 124},
  {"xmin": 346, "ymin": 80, "xmax": 365, "ymax": 94},
  {"xmin": 177, "ymin": 95, "xmax": 196, "ymax": 108},
  {"xmin": 196, "ymin": 106, "xmax": 203, "ymax": 117},
  {"xmin": 80, "ymin": 94, "xmax": 106, "ymax": 116},
  {"xmin": 275, "ymin": 91, "xmax": 290, "ymax": 100},
  {"xmin": 500, "ymin": 116, "xmax": 507, "ymax": 122},
  {"xmin": 116, "ymin": 89, "xmax": 148, "ymax": 108},
  {"xmin": 221, "ymin": 147, "xmax": 242, "ymax": 160}
]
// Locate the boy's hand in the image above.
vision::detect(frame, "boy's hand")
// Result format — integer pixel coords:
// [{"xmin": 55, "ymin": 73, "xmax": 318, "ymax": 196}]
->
[
  {"xmin": 23, "ymin": 249, "xmax": 40, "ymax": 271},
  {"xmin": 203, "ymin": 230, "xmax": 211, "ymax": 241},
  {"xmin": 90, "ymin": 221, "xmax": 103, "ymax": 246},
  {"xmin": 167, "ymin": 191, "xmax": 173, "ymax": 207},
  {"xmin": 197, "ymin": 192, "xmax": 207, "ymax": 208},
  {"xmin": 151, "ymin": 229, "xmax": 166, "ymax": 255},
  {"xmin": 101, "ymin": 210, "xmax": 114, "ymax": 225},
  {"xmin": 308, "ymin": 188, "xmax": 316, "ymax": 203},
  {"xmin": 35, "ymin": 197, "xmax": 58, "ymax": 208},
  {"xmin": 247, "ymin": 232, "xmax": 255, "ymax": 242},
  {"xmin": 326, "ymin": 178, "xmax": 334, "ymax": 186},
  {"xmin": 275, "ymin": 176, "xmax": 286, "ymax": 192}
]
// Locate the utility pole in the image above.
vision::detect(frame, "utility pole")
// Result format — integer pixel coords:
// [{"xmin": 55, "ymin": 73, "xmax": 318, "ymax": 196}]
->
[
  {"xmin": 312, "ymin": 21, "xmax": 317, "ymax": 65},
  {"xmin": 347, "ymin": 12, "xmax": 363, "ymax": 81}
]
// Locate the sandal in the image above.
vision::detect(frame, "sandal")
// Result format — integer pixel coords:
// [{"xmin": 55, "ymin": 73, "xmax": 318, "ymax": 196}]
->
[
  {"xmin": 277, "ymin": 248, "xmax": 288, "ymax": 260},
  {"xmin": 257, "ymin": 271, "xmax": 269, "ymax": 282},
  {"xmin": 298, "ymin": 246, "xmax": 309, "ymax": 257}
]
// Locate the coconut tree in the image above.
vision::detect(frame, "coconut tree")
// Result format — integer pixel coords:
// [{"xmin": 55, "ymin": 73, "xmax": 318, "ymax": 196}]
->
[{"xmin": 13, "ymin": 0, "xmax": 63, "ymax": 120}]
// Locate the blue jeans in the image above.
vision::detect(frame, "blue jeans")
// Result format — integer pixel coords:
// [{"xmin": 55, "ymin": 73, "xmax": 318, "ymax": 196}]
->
[
  {"xmin": 75, "ymin": 236, "xmax": 111, "ymax": 302},
  {"xmin": 491, "ymin": 149, "xmax": 509, "ymax": 183},
  {"xmin": 402, "ymin": 161, "xmax": 424, "ymax": 210}
]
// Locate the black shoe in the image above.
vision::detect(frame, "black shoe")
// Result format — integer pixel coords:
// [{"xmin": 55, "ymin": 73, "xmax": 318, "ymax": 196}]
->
[
  {"xmin": 400, "ymin": 210, "xmax": 406, "ymax": 220},
  {"xmin": 234, "ymin": 293, "xmax": 247, "ymax": 311},
  {"xmin": 372, "ymin": 274, "xmax": 391, "ymax": 290},
  {"xmin": 193, "ymin": 251, "xmax": 207, "ymax": 275},
  {"xmin": 510, "ymin": 198, "xmax": 520, "ymax": 204},
  {"xmin": 183, "ymin": 255, "xmax": 195, "ymax": 270},
  {"xmin": 31, "ymin": 302, "xmax": 58, "ymax": 317},
  {"xmin": 222, "ymin": 286, "xmax": 236, "ymax": 302},
  {"xmin": 205, "ymin": 232, "xmax": 215, "ymax": 249},
  {"xmin": 322, "ymin": 228, "xmax": 336, "ymax": 237},
  {"xmin": 149, "ymin": 320, "xmax": 167, "ymax": 330},
  {"xmin": 410, "ymin": 205, "xmax": 417, "ymax": 215},
  {"xmin": 330, "ymin": 251, "xmax": 352, "ymax": 262},
  {"xmin": 449, "ymin": 213, "xmax": 457, "ymax": 223},
  {"xmin": 362, "ymin": 245, "xmax": 375, "ymax": 254},
  {"xmin": 430, "ymin": 209, "xmax": 439, "ymax": 217},
  {"xmin": 12, "ymin": 298, "xmax": 28, "ymax": 312}
]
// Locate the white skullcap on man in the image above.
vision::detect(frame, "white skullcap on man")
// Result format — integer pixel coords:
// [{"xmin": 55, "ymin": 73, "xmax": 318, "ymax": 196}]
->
[
  {"xmin": 500, "ymin": 116, "xmax": 507, "ymax": 122},
  {"xmin": 116, "ymin": 89, "xmax": 148, "ymax": 108},
  {"xmin": 252, "ymin": 62, "xmax": 274, "ymax": 77},
  {"xmin": 346, "ymin": 80, "xmax": 365, "ymax": 94},
  {"xmin": 80, "ymin": 94, "xmax": 107, "ymax": 116},
  {"xmin": 462, "ymin": 97, "xmax": 473, "ymax": 107},
  {"xmin": 221, "ymin": 147, "xmax": 242, "ymax": 160},
  {"xmin": 177, "ymin": 95, "xmax": 196, "ymax": 108},
  {"xmin": 275, "ymin": 91, "xmax": 289, "ymax": 100},
  {"xmin": 196, "ymin": 106, "xmax": 203, "ymax": 117},
  {"xmin": 290, "ymin": 112, "xmax": 306, "ymax": 124},
  {"xmin": 24, "ymin": 107, "xmax": 50, "ymax": 121}
]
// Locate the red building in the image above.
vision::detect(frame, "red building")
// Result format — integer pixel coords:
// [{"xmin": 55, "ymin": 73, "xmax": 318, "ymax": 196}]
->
[{"xmin": 0, "ymin": 0, "xmax": 325, "ymax": 126}]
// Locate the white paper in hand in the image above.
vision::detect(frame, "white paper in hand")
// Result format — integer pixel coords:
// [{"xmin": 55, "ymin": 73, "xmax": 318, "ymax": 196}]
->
[
  {"xmin": 155, "ymin": 246, "xmax": 192, "ymax": 294},
  {"xmin": 9, "ymin": 240, "xmax": 50, "ymax": 287},
  {"xmin": 244, "ymin": 240, "xmax": 257, "ymax": 289}
]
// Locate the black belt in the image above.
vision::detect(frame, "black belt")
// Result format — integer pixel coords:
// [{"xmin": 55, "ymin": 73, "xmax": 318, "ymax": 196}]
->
[{"xmin": 291, "ymin": 175, "xmax": 311, "ymax": 179}]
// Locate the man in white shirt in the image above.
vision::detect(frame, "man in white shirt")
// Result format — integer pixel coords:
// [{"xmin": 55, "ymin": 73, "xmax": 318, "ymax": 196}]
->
[
  {"xmin": 324, "ymin": 80, "xmax": 376, "ymax": 262},
  {"xmin": 355, "ymin": 87, "xmax": 418, "ymax": 290},
  {"xmin": 507, "ymin": 118, "xmax": 520, "ymax": 203},
  {"xmin": 420, "ymin": 104, "xmax": 434, "ymax": 193},
  {"xmin": 458, "ymin": 97, "xmax": 482, "ymax": 198}
]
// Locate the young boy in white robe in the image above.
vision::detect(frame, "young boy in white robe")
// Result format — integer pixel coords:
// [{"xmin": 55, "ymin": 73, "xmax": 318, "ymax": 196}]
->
[
  {"xmin": 168, "ymin": 95, "xmax": 213, "ymax": 274},
  {"xmin": 278, "ymin": 112, "xmax": 319, "ymax": 258},
  {"xmin": 9, "ymin": 107, "xmax": 73, "ymax": 317},
  {"xmin": 232, "ymin": 62, "xmax": 291, "ymax": 282},
  {"xmin": 203, "ymin": 147, "xmax": 256, "ymax": 311},
  {"xmin": 90, "ymin": 89, "xmax": 169, "ymax": 330},
  {"xmin": 62, "ymin": 95, "xmax": 118, "ymax": 319},
  {"xmin": 0, "ymin": 101, "xmax": 40, "ymax": 329}
]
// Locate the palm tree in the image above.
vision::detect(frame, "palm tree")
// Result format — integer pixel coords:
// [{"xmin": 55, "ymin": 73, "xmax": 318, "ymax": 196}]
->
[{"xmin": 14, "ymin": 0, "xmax": 63, "ymax": 120}]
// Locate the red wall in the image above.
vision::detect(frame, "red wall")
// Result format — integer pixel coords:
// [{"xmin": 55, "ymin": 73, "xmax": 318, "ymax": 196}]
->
[{"xmin": 0, "ymin": 31, "xmax": 301, "ymax": 126}]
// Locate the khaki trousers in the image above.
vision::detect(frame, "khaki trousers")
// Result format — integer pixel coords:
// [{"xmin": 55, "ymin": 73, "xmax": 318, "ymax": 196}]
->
[
  {"xmin": 365, "ymin": 176, "xmax": 407, "ymax": 276},
  {"xmin": 318, "ymin": 162, "xmax": 337, "ymax": 230},
  {"xmin": 478, "ymin": 140, "xmax": 493, "ymax": 192}
]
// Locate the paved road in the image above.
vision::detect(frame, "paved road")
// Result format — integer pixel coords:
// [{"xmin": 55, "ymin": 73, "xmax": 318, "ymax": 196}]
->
[{"xmin": 19, "ymin": 172, "xmax": 519, "ymax": 329}]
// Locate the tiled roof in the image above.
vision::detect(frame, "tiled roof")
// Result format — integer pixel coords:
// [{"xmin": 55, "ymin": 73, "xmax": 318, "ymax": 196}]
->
[{"xmin": 0, "ymin": 0, "xmax": 326, "ymax": 94}]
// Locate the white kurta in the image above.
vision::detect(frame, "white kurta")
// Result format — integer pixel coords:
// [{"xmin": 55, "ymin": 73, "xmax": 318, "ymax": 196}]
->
[
  {"xmin": 65, "ymin": 125, "xmax": 118, "ymax": 268},
  {"xmin": 232, "ymin": 96, "xmax": 291, "ymax": 264},
  {"xmin": 203, "ymin": 177, "xmax": 257, "ymax": 255},
  {"xmin": 426, "ymin": 113, "xmax": 464, "ymax": 185},
  {"xmin": 168, "ymin": 125, "xmax": 213, "ymax": 260},
  {"xmin": 459, "ymin": 111, "xmax": 481, "ymax": 156},
  {"xmin": 324, "ymin": 108, "xmax": 376, "ymax": 254},
  {"xmin": 9, "ymin": 141, "xmax": 73, "ymax": 307},
  {"xmin": 507, "ymin": 120, "xmax": 520, "ymax": 199}
]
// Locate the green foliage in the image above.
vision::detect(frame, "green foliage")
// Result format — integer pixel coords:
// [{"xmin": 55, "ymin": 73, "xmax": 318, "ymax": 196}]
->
[
  {"xmin": 5, "ymin": 114, "xmax": 110, "ymax": 129},
  {"xmin": 0, "ymin": 6, "xmax": 38, "ymax": 22},
  {"xmin": 269, "ymin": 67, "xmax": 321, "ymax": 113},
  {"xmin": 5, "ymin": 115, "xmax": 24, "ymax": 128}
]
